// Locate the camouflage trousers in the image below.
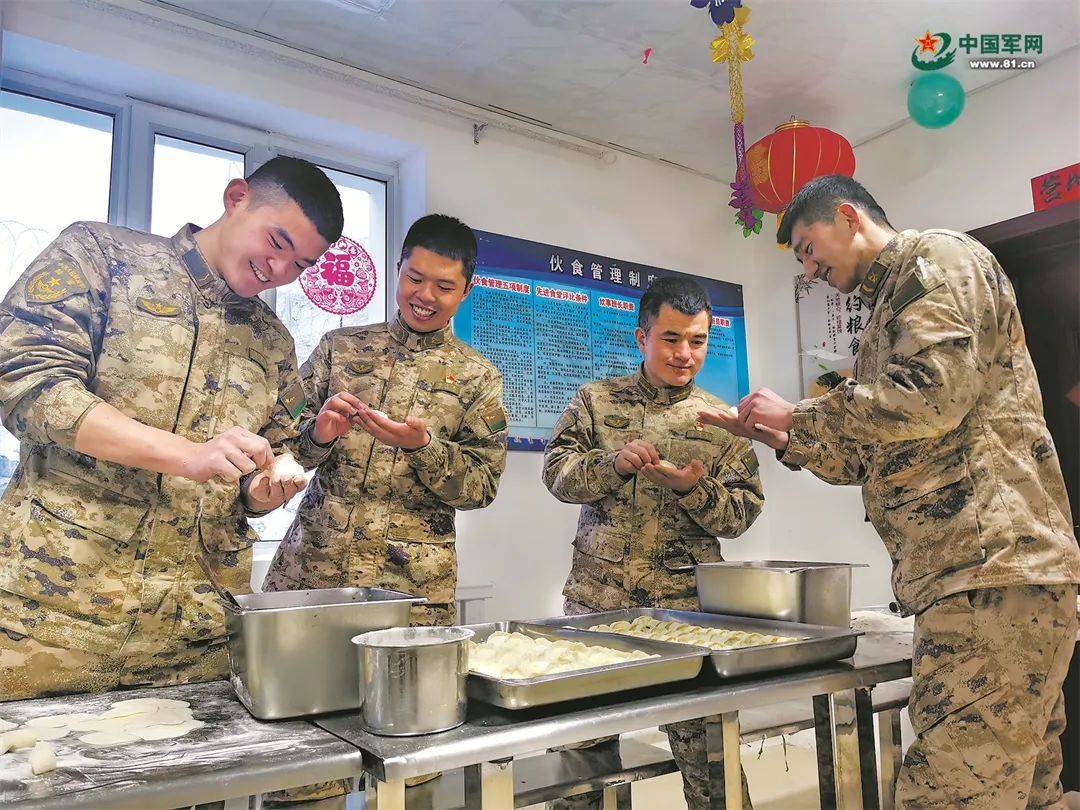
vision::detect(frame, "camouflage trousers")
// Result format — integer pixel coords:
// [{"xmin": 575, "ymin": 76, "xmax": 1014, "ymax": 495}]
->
[
  {"xmin": 895, "ymin": 584, "xmax": 1078, "ymax": 809},
  {"xmin": 0, "ymin": 625, "xmax": 228, "ymax": 702},
  {"xmin": 260, "ymin": 591, "xmax": 449, "ymax": 807},
  {"xmin": 549, "ymin": 600, "xmax": 752, "ymax": 810}
]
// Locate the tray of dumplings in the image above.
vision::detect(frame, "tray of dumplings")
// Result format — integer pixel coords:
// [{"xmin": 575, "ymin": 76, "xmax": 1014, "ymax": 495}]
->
[
  {"xmin": 461, "ymin": 622, "xmax": 710, "ymax": 708},
  {"xmin": 535, "ymin": 609, "xmax": 860, "ymax": 678}
]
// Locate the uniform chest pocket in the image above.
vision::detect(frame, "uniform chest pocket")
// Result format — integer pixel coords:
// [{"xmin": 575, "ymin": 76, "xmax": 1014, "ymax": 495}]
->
[
  {"xmin": 212, "ymin": 343, "xmax": 275, "ymax": 435},
  {"xmin": 421, "ymin": 383, "xmax": 468, "ymax": 438}
]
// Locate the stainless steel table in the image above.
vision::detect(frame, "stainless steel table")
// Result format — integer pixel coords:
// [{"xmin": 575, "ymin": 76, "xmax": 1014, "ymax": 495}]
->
[
  {"xmin": 318, "ymin": 632, "xmax": 914, "ymax": 810},
  {"xmin": 0, "ymin": 681, "xmax": 363, "ymax": 809}
]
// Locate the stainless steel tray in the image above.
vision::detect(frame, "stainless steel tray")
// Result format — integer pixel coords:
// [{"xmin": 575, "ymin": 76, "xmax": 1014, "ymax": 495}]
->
[
  {"xmin": 225, "ymin": 587, "xmax": 425, "ymax": 719},
  {"xmin": 462, "ymin": 622, "xmax": 708, "ymax": 709},
  {"xmin": 534, "ymin": 609, "xmax": 860, "ymax": 678}
]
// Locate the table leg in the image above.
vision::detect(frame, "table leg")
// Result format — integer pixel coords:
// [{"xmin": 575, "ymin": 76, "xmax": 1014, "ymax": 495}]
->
[
  {"xmin": 602, "ymin": 782, "xmax": 631, "ymax": 809},
  {"xmin": 704, "ymin": 711, "xmax": 743, "ymax": 810},
  {"xmin": 464, "ymin": 759, "xmax": 514, "ymax": 809},
  {"xmin": 365, "ymin": 776, "xmax": 405, "ymax": 810},
  {"xmin": 877, "ymin": 707, "xmax": 903, "ymax": 810},
  {"xmin": 814, "ymin": 688, "xmax": 878, "ymax": 809}
]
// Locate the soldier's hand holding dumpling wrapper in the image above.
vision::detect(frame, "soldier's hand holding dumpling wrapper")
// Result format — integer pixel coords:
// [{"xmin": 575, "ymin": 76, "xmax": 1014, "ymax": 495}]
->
[
  {"xmin": 699, "ymin": 394, "xmax": 790, "ymax": 451},
  {"xmin": 614, "ymin": 439, "xmax": 705, "ymax": 493},
  {"xmin": 311, "ymin": 391, "xmax": 365, "ymax": 445},
  {"xmin": 244, "ymin": 452, "xmax": 309, "ymax": 511},
  {"xmin": 354, "ymin": 402, "xmax": 431, "ymax": 450}
]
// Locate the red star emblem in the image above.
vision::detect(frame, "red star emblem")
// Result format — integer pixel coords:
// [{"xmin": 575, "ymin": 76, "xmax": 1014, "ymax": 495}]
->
[{"xmin": 916, "ymin": 31, "xmax": 939, "ymax": 54}]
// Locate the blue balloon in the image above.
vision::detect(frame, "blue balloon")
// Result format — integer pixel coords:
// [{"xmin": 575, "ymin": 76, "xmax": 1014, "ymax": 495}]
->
[{"xmin": 907, "ymin": 73, "xmax": 966, "ymax": 128}]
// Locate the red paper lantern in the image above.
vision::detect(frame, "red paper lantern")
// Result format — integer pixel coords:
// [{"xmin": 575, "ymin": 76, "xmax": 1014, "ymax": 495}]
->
[{"xmin": 745, "ymin": 119, "xmax": 856, "ymax": 214}]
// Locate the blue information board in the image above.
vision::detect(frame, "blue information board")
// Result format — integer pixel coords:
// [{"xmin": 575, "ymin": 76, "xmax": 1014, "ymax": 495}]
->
[{"xmin": 454, "ymin": 230, "xmax": 749, "ymax": 450}]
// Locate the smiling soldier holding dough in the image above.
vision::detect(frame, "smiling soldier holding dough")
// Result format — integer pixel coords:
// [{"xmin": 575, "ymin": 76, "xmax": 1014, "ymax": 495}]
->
[
  {"xmin": 541, "ymin": 276, "xmax": 764, "ymax": 810},
  {"xmin": 261, "ymin": 214, "xmax": 508, "ymax": 802}
]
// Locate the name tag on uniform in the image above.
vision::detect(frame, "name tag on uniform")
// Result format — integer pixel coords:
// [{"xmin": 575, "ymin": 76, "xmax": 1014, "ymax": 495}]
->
[
  {"xmin": 136, "ymin": 297, "xmax": 181, "ymax": 317},
  {"xmin": 603, "ymin": 415, "xmax": 630, "ymax": 429}
]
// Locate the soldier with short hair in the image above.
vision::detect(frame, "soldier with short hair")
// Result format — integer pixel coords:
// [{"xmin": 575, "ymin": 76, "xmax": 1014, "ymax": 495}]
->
[
  {"xmin": 263, "ymin": 214, "xmax": 508, "ymax": 626},
  {"xmin": 0, "ymin": 156, "xmax": 347, "ymax": 699},
  {"xmin": 702, "ymin": 174, "xmax": 1080, "ymax": 809},
  {"xmin": 543, "ymin": 275, "xmax": 764, "ymax": 809},
  {"xmin": 260, "ymin": 213, "xmax": 507, "ymax": 805}
]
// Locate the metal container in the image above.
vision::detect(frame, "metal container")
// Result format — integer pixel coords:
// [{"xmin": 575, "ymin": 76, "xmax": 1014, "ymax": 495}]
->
[
  {"xmin": 695, "ymin": 561, "xmax": 867, "ymax": 627},
  {"xmin": 352, "ymin": 627, "xmax": 474, "ymax": 736},
  {"xmin": 536, "ymin": 608, "xmax": 860, "ymax": 678},
  {"xmin": 225, "ymin": 587, "xmax": 425, "ymax": 720},
  {"xmin": 463, "ymin": 622, "xmax": 708, "ymax": 709}
]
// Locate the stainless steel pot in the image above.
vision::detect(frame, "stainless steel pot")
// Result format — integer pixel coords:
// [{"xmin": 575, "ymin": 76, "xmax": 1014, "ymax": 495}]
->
[
  {"xmin": 352, "ymin": 627, "xmax": 474, "ymax": 736},
  {"xmin": 225, "ymin": 587, "xmax": 424, "ymax": 719}
]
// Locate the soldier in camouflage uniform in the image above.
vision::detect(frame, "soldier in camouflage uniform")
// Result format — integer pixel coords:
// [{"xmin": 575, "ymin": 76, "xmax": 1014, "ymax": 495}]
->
[
  {"xmin": 543, "ymin": 276, "xmax": 764, "ymax": 810},
  {"xmin": 260, "ymin": 216, "xmax": 506, "ymax": 803},
  {"xmin": 264, "ymin": 214, "xmax": 508, "ymax": 624},
  {"xmin": 703, "ymin": 174, "xmax": 1080, "ymax": 809},
  {"xmin": 0, "ymin": 157, "xmax": 345, "ymax": 701}
]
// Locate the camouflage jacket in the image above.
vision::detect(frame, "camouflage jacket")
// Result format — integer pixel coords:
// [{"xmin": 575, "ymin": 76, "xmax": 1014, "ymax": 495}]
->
[
  {"xmin": 543, "ymin": 370, "xmax": 764, "ymax": 611},
  {"xmin": 781, "ymin": 229, "xmax": 1080, "ymax": 614},
  {"xmin": 0, "ymin": 222, "xmax": 325, "ymax": 655},
  {"xmin": 263, "ymin": 316, "xmax": 508, "ymax": 623}
]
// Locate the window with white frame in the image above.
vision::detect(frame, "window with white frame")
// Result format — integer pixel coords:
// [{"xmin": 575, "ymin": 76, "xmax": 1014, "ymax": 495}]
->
[
  {"xmin": 0, "ymin": 89, "xmax": 115, "ymax": 492},
  {"xmin": 0, "ymin": 76, "xmax": 393, "ymax": 542}
]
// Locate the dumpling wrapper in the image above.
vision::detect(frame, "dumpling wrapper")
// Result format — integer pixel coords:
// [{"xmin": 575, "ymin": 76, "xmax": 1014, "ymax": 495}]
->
[
  {"xmin": 25, "ymin": 713, "xmax": 96, "ymax": 729},
  {"xmin": 134, "ymin": 720, "xmax": 205, "ymax": 741},
  {"xmin": 29, "ymin": 741, "xmax": 57, "ymax": 775},
  {"xmin": 656, "ymin": 460, "xmax": 678, "ymax": 471},
  {"xmin": 109, "ymin": 698, "xmax": 190, "ymax": 710},
  {"xmin": 0, "ymin": 729, "xmax": 39, "ymax": 752},
  {"xmin": 0, "ymin": 719, "xmax": 16, "ymax": 733},
  {"xmin": 28, "ymin": 727, "xmax": 70, "ymax": 741},
  {"xmin": 79, "ymin": 731, "xmax": 140, "ymax": 747}
]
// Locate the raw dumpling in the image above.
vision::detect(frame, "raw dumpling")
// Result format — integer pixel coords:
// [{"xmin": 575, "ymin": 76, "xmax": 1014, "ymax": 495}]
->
[
  {"xmin": 269, "ymin": 453, "xmax": 305, "ymax": 484},
  {"xmin": 28, "ymin": 741, "xmax": 57, "ymax": 774}
]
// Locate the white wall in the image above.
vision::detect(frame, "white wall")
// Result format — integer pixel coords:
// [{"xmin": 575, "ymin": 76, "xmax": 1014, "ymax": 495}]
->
[
  {"xmin": 743, "ymin": 47, "xmax": 1080, "ymax": 610},
  {"xmin": 4, "ymin": 2, "xmax": 1075, "ymax": 621},
  {"xmin": 1, "ymin": 0, "xmax": 775, "ymax": 621}
]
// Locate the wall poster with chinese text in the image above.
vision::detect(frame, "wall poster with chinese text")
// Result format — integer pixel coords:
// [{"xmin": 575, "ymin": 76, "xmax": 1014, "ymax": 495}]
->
[
  {"xmin": 454, "ymin": 230, "xmax": 750, "ymax": 450},
  {"xmin": 793, "ymin": 274, "xmax": 868, "ymax": 399}
]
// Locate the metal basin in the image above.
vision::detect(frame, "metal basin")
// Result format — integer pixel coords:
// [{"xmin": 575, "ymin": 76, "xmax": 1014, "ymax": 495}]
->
[
  {"xmin": 225, "ymin": 587, "xmax": 424, "ymax": 719},
  {"xmin": 352, "ymin": 627, "xmax": 474, "ymax": 736},
  {"xmin": 695, "ymin": 561, "xmax": 867, "ymax": 627}
]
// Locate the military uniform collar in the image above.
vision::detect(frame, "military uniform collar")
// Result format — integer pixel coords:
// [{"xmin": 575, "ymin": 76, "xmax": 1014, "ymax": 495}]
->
[
  {"xmin": 634, "ymin": 366, "xmax": 694, "ymax": 405},
  {"xmin": 389, "ymin": 313, "xmax": 450, "ymax": 352},
  {"xmin": 172, "ymin": 224, "xmax": 243, "ymax": 307},
  {"xmin": 857, "ymin": 230, "xmax": 918, "ymax": 306}
]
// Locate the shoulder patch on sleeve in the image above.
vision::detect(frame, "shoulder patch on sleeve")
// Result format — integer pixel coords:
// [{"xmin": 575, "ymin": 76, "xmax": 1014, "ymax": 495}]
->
[
  {"xmin": 888, "ymin": 256, "xmax": 943, "ymax": 320},
  {"xmin": 25, "ymin": 262, "xmax": 90, "ymax": 304},
  {"xmin": 742, "ymin": 448, "xmax": 760, "ymax": 476},
  {"xmin": 480, "ymin": 402, "xmax": 507, "ymax": 434},
  {"xmin": 280, "ymin": 380, "xmax": 308, "ymax": 422}
]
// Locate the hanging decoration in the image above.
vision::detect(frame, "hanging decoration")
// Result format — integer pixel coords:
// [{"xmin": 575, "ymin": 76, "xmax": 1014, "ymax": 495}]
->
[
  {"xmin": 694, "ymin": 0, "xmax": 762, "ymax": 237},
  {"xmin": 907, "ymin": 73, "xmax": 965, "ymax": 129},
  {"xmin": 744, "ymin": 119, "xmax": 856, "ymax": 213},
  {"xmin": 300, "ymin": 235, "xmax": 378, "ymax": 315}
]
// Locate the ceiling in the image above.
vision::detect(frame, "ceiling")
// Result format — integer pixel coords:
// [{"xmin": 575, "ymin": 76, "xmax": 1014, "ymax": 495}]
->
[{"xmin": 147, "ymin": 0, "xmax": 1080, "ymax": 179}]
